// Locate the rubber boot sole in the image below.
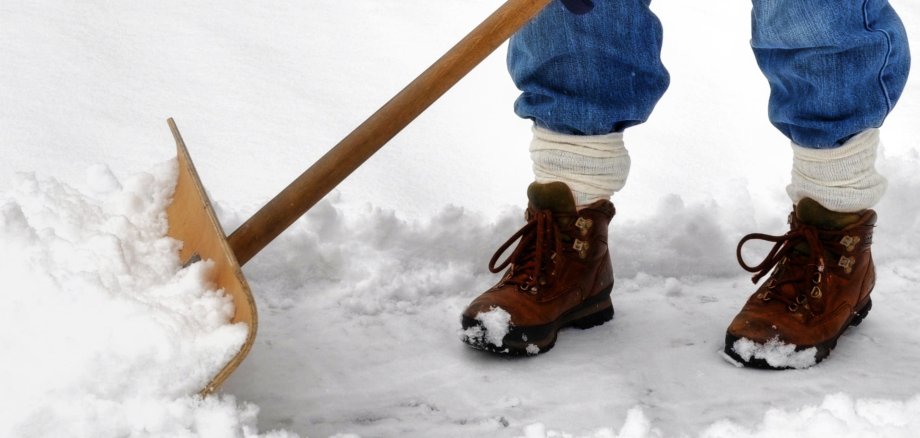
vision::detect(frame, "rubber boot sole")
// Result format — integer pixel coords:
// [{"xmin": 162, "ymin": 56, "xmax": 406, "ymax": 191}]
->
[
  {"xmin": 722, "ymin": 297, "xmax": 873, "ymax": 369},
  {"xmin": 461, "ymin": 286, "xmax": 614, "ymax": 356}
]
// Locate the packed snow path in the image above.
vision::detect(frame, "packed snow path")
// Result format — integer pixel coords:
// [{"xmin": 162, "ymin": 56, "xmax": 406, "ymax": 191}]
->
[{"xmin": 225, "ymin": 192, "xmax": 920, "ymax": 437}]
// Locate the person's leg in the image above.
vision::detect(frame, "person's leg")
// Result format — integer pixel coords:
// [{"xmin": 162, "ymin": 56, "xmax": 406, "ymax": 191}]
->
[
  {"xmin": 751, "ymin": 0, "xmax": 909, "ymax": 150},
  {"xmin": 756, "ymin": 0, "xmax": 909, "ymax": 213},
  {"xmin": 509, "ymin": 0, "xmax": 669, "ymax": 137},
  {"xmin": 725, "ymin": 0, "xmax": 910, "ymax": 368},
  {"xmin": 460, "ymin": 1, "xmax": 669, "ymax": 354},
  {"xmin": 509, "ymin": 0, "xmax": 669, "ymax": 205}
]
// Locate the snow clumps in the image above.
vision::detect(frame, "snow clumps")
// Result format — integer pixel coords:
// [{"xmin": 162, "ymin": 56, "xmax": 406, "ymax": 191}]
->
[
  {"xmin": 462, "ymin": 306, "xmax": 512, "ymax": 347},
  {"xmin": 521, "ymin": 393, "xmax": 920, "ymax": 437},
  {"xmin": 0, "ymin": 163, "xmax": 291, "ymax": 437},
  {"xmin": 520, "ymin": 407, "xmax": 658, "ymax": 438},
  {"xmin": 729, "ymin": 337, "xmax": 818, "ymax": 369}
]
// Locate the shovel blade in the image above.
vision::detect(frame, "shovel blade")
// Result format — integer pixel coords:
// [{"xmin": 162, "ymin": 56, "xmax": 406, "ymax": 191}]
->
[{"xmin": 165, "ymin": 118, "xmax": 257, "ymax": 395}]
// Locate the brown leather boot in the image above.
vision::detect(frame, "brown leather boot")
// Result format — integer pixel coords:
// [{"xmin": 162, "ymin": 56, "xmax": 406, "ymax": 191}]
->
[
  {"xmin": 460, "ymin": 182, "xmax": 615, "ymax": 355},
  {"xmin": 724, "ymin": 198, "xmax": 877, "ymax": 369}
]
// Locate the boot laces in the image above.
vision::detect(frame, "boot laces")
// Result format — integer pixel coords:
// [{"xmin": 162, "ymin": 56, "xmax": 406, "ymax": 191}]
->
[
  {"xmin": 489, "ymin": 209, "xmax": 566, "ymax": 294},
  {"xmin": 736, "ymin": 216, "xmax": 852, "ymax": 314}
]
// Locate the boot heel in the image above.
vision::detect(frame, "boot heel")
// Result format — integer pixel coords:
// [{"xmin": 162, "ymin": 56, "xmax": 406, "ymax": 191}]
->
[
  {"xmin": 850, "ymin": 298, "xmax": 872, "ymax": 327},
  {"xmin": 570, "ymin": 303, "xmax": 614, "ymax": 330}
]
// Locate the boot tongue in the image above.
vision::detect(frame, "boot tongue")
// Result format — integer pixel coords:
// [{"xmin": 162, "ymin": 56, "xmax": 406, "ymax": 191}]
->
[
  {"xmin": 527, "ymin": 182, "xmax": 577, "ymax": 215},
  {"xmin": 795, "ymin": 198, "xmax": 862, "ymax": 230}
]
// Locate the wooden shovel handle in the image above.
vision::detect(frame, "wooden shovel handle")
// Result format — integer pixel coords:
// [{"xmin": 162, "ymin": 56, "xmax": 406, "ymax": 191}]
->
[{"xmin": 227, "ymin": 0, "xmax": 553, "ymax": 265}]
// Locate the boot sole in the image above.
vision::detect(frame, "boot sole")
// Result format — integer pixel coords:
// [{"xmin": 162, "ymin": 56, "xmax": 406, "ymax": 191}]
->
[
  {"xmin": 722, "ymin": 297, "xmax": 873, "ymax": 370},
  {"xmin": 461, "ymin": 285, "xmax": 614, "ymax": 356}
]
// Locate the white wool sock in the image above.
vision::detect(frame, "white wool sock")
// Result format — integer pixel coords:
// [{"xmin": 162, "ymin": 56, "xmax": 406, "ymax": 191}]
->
[
  {"xmin": 529, "ymin": 126, "xmax": 630, "ymax": 206},
  {"xmin": 786, "ymin": 129, "xmax": 887, "ymax": 212}
]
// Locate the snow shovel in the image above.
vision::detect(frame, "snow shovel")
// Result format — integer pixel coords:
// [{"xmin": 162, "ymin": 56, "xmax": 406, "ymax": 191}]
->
[{"xmin": 167, "ymin": 0, "xmax": 560, "ymax": 394}]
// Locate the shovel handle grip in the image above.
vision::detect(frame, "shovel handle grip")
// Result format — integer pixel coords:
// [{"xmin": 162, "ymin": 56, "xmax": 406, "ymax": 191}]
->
[{"xmin": 227, "ymin": 0, "xmax": 553, "ymax": 265}]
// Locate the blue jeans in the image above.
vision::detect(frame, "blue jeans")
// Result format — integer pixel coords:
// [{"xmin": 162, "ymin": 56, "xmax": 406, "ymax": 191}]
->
[{"xmin": 508, "ymin": 0, "xmax": 910, "ymax": 148}]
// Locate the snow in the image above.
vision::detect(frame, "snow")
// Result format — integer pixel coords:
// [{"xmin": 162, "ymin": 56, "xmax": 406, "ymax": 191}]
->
[
  {"xmin": 2, "ymin": 0, "xmax": 920, "ymax": 437},
  {"xmin": 730, "ymin": 337, "xmax": 818, "ymax": 370},
  {"xmin": 464, "ymin": 306, "xmax": 513, "ymax": 348},
  {"xmin": 0, "ymin": 165, "xmax": 269, "ymax": 436},
  {"xmin": 523, "ymin": 394, "xmax": 920, "ymax": 438},
  {"xmin": 701, "ymin": 393, "xmax": 920, "ymax": 438},
  {"xmin": 520, "ymin": 408, "xmax": 655, "ymax": 438},
  {"xmin": 11, "ymin": 394, "xmax": 297, "ymax": 438}
]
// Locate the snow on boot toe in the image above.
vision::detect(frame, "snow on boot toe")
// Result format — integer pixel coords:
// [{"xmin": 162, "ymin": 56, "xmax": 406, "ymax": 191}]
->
[{"xmin": 725, "ymin": 198, "xmax": 877, "ymax": 369}]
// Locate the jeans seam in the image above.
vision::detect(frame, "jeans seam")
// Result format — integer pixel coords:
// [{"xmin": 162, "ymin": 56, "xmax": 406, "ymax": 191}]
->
[{"xmin": 862, "ymin": 0, "xmax": 894, "ymax": 115}]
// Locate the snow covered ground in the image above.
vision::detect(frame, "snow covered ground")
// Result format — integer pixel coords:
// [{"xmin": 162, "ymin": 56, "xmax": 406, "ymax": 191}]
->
[{"xmin": 2, "ymin": 0, "xmax": 920, "ymax": 437}]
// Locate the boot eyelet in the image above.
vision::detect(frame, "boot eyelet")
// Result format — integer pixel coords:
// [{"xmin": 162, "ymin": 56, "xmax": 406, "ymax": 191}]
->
[
  {"xmin": 575, "ymin": 217, "xmax": 593, "ymax": 236},
  {"xmin": 840, "ymin": 235, "xmax": 860, "ymax": 252},
  {"xmin": 573, "ymin": 239, "xmax": 589, "ymax": 259},
  {"xmin": 812, "ymin": 272, "xmax": 822, "ymax": 285},
  {"xmin": 838, "ymin": 256, "xmax": 856, "ymax": 274},
  {"xmin": 810, "ymin": 286, "xmax": 822, "ymax": 299},
  {"xmin": 796, "ymin": 294, "xmax": 807, "ymax": 304},
  {"xmin": 787, "ymin": 303, "xmax": 799, "ymax": 312}
]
